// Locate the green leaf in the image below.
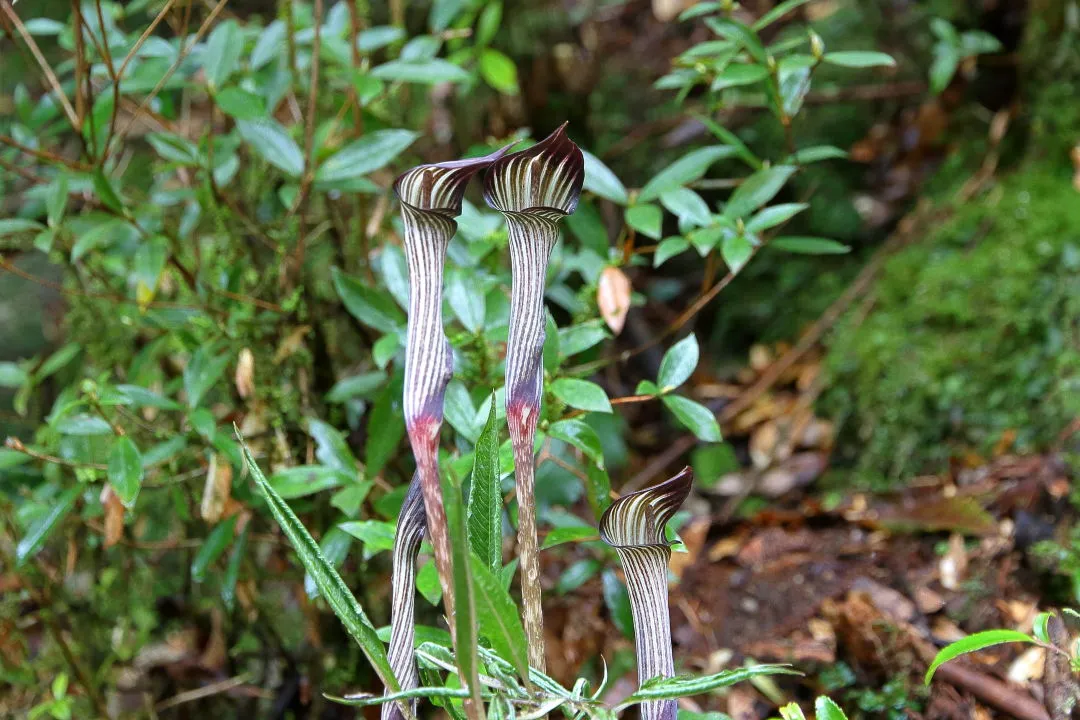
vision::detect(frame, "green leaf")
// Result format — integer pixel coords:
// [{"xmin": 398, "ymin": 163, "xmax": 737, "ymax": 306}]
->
[
  {"xmin": 815, "ymin": 696, "xmax": 849, "ymax": 720},
  {"xmin": 779, "ymin": 703, "xmax": 807, "ymax": 720},
  {"xmin": 55, "ymin": 414, "xmax": 113, "ymax": 436},
  {"xmin": 416, "ymin": 560, "xmax": 442, "ymax": 605},
  {"xmin": 147, "ymin": 132, "xmax": 201, "ymax": 164},
  {"xmin": 316, "ymin": 129, "xmax": 418, "ymax": 185},
  {"xmin": 745, "ymin": 203, "xmax": 807, "ymax": 233},
  {"xmin": 183, "ymin": 346, "xmax": 230, "ymax": 409},
  {"xmin": 547, "ymin": 418, "xmax": 605, "ymax": 469},
  {"xmin": 556, "ymin": 557, "xmax": 602, "ymax": 594},
  {"xmin": 203, "ymin": 19, "xmax": 242, "ymax": 89},
  {"xmin": 475, "ymin": 1, "xmax": 502, "ymax": 44},
  {"xmin": 440, "ymin": 472, "xmax": 484, "ymax": 709},
  {"xmin": 214, "ymin": 87, "xmax": 266, "ymax": 120},
  {"xmin": 582, "ymin": 150, "xmax": 628, "ymax": 205},
  {"xmin": 237, "ymin": 119, "xmax": 305, "ymax": 177},
  {"xmin": 371, "ymin": 59, "xmax": 470, "ymax": 84},
  {"xmin": 270, "ymin": 466, "xmax": 350, "ymax": 499},
  {"xmin": 467, "ymin": 395, "xmax": 503, "ymax": 575},
  {"xmin": 585, "ymin": 464, "xmax": 612, "ymax": 520},
  {"xmin": 1033, "ymin": 612, "xmax": 1053, "ymax": 644},
  {"xmin": 326, "ymin": 371, "xmax": 387, "ymax": 403},
  {"xmin": 752, "ymin": 0, "xmax": 814, "ymax": 30},
  {"xmin": 446, "ymin": 266, "xmax": 486, "ymax": 333},
  {"xmin": 16, "ymin": 485, "xmax": 81, "ymax": 566},
  {"xmin": 929, "ymin": 43, "xmax": 960, "ymax": 94},
  {"xmin": 47, "ymin": 174, "xmax": 68, "ymax": 227},
  {"xmin": 108, "ymin": 436, "xmax": 143, "ymax": 508},
  {"xmin": 221, "ymin": 524, "xmax": 248, "ymax": 611},
  {"xmin": 602, "ymin": 570, "xmax": 634, "ymax": 638},
  {"xmin": 654, "ymin": 236, "xmax": 690, "ymax": 267},
  {"xmin": 551, "ymin": 378, "xmax": 612, "ymax": 413},
  {"xmin": 92, "ymin": 167, "xmax": 125, "ymax": 214},
  {"xmin": 705, "ymin": 18, "xmax": 767, "ymax": 64},
  {"xmin": 0, "ymin": 218, "xmax": 45, "ymax": 236},
  {"xmin": 662, "ymin": 395, "xmax": 721, "ymax": 442},
  {"xmin": 238, "ymin": 433, "xmax": 400, "ymax": 693},
  {"xmin": 479, "ymin": 48, "xmax": 519, "ymax": 94},
  {"xmin": 823, "ymin": 51, "xmax": 896, "ymax": 68},
  {"xmin": 658, "ymin": 333, "xmax": 699, "ymax": 391},
  {"xmin": 639, "ymin": 146, "xmax": 735, "ymax": 202},
  {"xmin": 251, "ymin": 19, "xmax": 286, "ymax": 68},
  {"xmin": 304, "ymin": 527, "xmax": 354, "ymax": 598},
  {"xmin": 339, "ymin": 520, "xmax": 396, "ymax": 553},
  {"xmin": 771, "ymin": 236, "xmax": 850, "ymax": 254},
  {"xmin": 660, "ymin": 188, "xmax": 712, "ymax": 227},
  {"xmin": 924, "ymin": 630, "xmax": 1036, "ymax": 684},
  {"xmin": 365, "ymin": 377, "xmax": 405, "ymax": 477},
  {"xmin": 191, "ymin": 515, "xmax": 237, "ymax": 582},
  {"xmin": 558, "ymin": 320, "xmax": 610, "ymax": 358},
  {"xmin": 307, "ymin": 418, "xmax": 358, "ymax": 474},
  {"xmin": 617, "ymin": 665, "xmax": 798, "ymax": 706},
  {"xmin": 471, "ymin": 553, "xmax": 530, "ymax": 680},
  {"xmin": 721, "ymin": 233, "xmax": 753, "ymax": 273},
  {"xmin": 115, "ymin": 384, "xmax": 179, "ymax": 411},
  {"xmin": 710, "ymin": 63, "xmax": 769, "ymax": 91},
  {"xmin": 791, "ymin": 145, "xmax": 848, "ymax": 164},
  {"xmin": 333, "ymin": 267, "xmax": 406, "ymax": 333},
  {"xmin": 725, "ymin": 165, "xmax": 795, "ymax": 219},
  {"xmin": 626, "ymin": 204, "xmax": 663, "ymax": 240},
  {"xmin": 542, "ymin": 526, "xmax": 599, "ymax": 549},
  {"xmin": 70, "ymin": 219, "xmax": 126, "ymax": 262},
  {"xmin": 0, "ymin": 362, "xmax": 27, "ymax": 388}
]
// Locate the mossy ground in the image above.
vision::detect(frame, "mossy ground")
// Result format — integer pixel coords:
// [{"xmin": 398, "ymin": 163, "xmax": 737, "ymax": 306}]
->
[{"xmin": 822, "ymin": 158, "xmax": 1080, "ymax": 484}]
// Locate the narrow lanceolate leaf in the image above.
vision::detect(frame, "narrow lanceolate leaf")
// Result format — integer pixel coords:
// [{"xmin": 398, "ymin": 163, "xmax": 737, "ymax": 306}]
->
[
  {"xmin": 599, "ymin": 468, "xmax": 693, "ymax": 720},
  {"xmin": 441, "ymin": 471, "xmax": 485, "ymax": 720},
  {"xmin": 483, "ymin": 122, "xmax": 584, "ymax": 673},
  {"xmin": 236, "ymin": 431, "xmax": 405, "ymax": 714},
  {"xmin": 467, "ymin": 394, "xmax": 503, "ymax": 575},
  {"xmin": 394, "ymin": 144, "xmax": 513, "ymax": 646},
  {"xmin": 383, "ymin": 476, "xmax": 427, "ymax": 720}
]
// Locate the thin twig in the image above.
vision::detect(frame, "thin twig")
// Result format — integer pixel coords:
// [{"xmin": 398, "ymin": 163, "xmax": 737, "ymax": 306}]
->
[
  {"xmin": 115, "ymin": 0, "xmax": 229, "ymax": 143},
  {"xmin": 0, "ymin": 1, "xmax": 81, "ymax": 131},
  {"xmin": 155, "ymin": 675, "xmax": 257, "ymax": 711}
]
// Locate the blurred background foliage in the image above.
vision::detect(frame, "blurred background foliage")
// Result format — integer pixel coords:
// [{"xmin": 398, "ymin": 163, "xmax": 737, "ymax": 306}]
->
[{"xmin": 1, "ymin": 0, "xmax": 1078, "ymax": 717}]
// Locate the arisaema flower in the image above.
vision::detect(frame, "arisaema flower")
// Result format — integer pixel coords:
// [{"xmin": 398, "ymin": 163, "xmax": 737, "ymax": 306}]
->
[
  {"xmin": 482, "ymin": 123, "xmax": 584, "ymax": 672},
  {"xmin": 599, "ymin": 468, "xmax": 693, "ymax": 720},
  {"xmin": 393, "ymin": 144, "xmax": 512, "ymax": 636}
]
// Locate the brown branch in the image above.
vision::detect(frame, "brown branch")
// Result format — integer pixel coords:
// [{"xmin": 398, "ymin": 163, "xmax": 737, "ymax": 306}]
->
[
  {"xmin": 115, "ymin": 0, "xmax": 229, "ymax": 144},
  {"xmin": 292, "ymin": 0, "xmax": 323, "ymax": 283},
  {"xmin": 5, "ymin": 437, "xmax": 108, "ymax": 471},
  {"xmin": 0, "ymin": 1, "xmax": 81, "ymax": 131},
  {"xmin": 107, "ymin": 0, "xmax": 181, "ymax": 157},
  {"xmin": 0, "ymin": 134, "xmax": 91, "ymax": 171}
]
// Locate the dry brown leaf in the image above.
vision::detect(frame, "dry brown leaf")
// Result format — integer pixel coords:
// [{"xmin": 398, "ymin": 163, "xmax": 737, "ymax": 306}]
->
[
  {"xmin": 597, "ymin": 266, "xmax": 631, "ymax": 334},
  {"xmin": 1007, "ymin": 646, "xmax": 1045, "ymax": 684},
  {"xmin": 100, "ymin": 484, "xmax": 125, "ymax": 548},
  {"xmin": 915, "ymin": 586, "xmax": 945, "ymax": 615},
  {"xmin": 235, "ymin": 347, "xmax": 255, "ymax": 399},
  {"xmin": 201, "ymin": 454, "xmax": 232, "ymax": 523}
]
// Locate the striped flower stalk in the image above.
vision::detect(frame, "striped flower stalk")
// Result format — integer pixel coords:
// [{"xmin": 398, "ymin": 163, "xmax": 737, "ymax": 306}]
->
[
  {"xmin": 483, "ymin": 123, "xmax": 584, "ymax": 672},
  {"xmin": 599, "ymin": 467, "xmax": 693, "ymax": 720},
  {"xmin": 394, "ymin": 146, "xmax": 512, "ymax": 630},
  {"xmin": 382, "ymin": 476, "xmax": 426, "ymax": 720}
]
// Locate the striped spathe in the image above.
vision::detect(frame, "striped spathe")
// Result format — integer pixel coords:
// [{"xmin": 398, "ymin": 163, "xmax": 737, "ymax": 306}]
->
[
  {"xmin": 599, "ymin": 467, "xmax": 693, "ymax": 720},
  {"xmin": 482, "ymin": 123, "xmax": 584, "ymax": 673}
]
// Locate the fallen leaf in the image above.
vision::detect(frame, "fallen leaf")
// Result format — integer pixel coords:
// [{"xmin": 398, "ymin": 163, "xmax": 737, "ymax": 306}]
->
[
  {"xmin": 235, "ymin": 347, "xmax": 255, "ymax": 399},
  {"xmin": 597, "ymin": 266, "xmax": 631, "ymax": 334},
  {"xmin": 100, "ymin": 484, "xmax": 125, "ymax": 548},
  {"xmin": 201, "ymin": 453, "xmax": 232, "ymax": 523}
]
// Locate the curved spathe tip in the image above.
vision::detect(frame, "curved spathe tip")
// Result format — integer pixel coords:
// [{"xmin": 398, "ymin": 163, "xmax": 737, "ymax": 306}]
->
[
  {"xmin": 599, "ymin": 467, "xmax": 693, "ymax": 549},
  {"xmin": 483, "ymin": 122, "xmax": 585, "ymax": 216},
  {"xmin": 394, "ymin": 141, "xmax": 517, "ymax": 216}
]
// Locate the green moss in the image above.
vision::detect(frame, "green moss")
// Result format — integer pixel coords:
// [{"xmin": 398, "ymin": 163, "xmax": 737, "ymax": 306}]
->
[{"xmin": 822, "ymin": 161, "xmax": 1080, "ymax": 483}]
